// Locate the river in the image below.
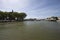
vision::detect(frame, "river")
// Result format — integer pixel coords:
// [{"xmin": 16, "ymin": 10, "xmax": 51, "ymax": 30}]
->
[{"xmin": 0, "ymin": 21, "xmax": 60, "ymax": 40}]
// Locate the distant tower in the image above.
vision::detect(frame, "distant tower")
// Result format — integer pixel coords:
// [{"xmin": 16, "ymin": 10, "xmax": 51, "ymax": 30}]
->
[{"xmin": 12, "ymin": 10, "xmax": 13, "ymax": 13}]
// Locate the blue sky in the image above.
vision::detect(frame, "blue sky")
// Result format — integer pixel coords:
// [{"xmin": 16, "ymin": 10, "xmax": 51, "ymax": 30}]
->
[{"xmin": 0, "ymin": 0, "xmax": 60, "ymax": 19}]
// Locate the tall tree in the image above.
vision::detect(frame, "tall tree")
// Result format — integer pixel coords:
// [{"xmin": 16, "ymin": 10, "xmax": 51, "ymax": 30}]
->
[
  {"xmin": 19, "ymin": 12, "xmax": 27, "ymax": 21},
  {"xmin": 0, "ymin": 10, "xmax": 27, "ymax": 21}
]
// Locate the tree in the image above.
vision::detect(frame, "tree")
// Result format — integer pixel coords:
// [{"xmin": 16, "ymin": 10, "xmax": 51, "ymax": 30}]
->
[
  {"xmin": 0, "ymin": 11, "xmax": 3, "ymax": 20},
  {"xmin": 0, "ymin": 10, "xmax": 27, "ymax": 21},
  {"xmin": 8, "ymin": 11, "xmax": 15, "ymax": 20},
  {"xmin": 0, "ymin": 11, "xmax": 7, "ymax": 20},
  {"xmin": 13, "ymin": 12, "xmax": 19, "ymax": 21},
  {"xmin": 51, "ymin": 16, "xmax": 58, "ymax": 20},
  {"xmin": 19, "ymin": 12, "xmax": 27, "ymax": 21}
]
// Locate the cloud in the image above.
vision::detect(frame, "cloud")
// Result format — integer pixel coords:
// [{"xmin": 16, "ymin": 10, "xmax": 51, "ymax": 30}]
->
[
  {"xmin": 26, "ymin": 0, "xmax": 60, "ymax": 18},
  {"xmin": 0, "ymin": 0, "xmax": 60, "ymax": 18},
  {"xmin": 0, "ymin": 0, "xmax": 29, "ymax": 11}
]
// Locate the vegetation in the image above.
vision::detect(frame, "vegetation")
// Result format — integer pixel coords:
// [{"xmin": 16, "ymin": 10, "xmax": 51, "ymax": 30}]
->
[
  {"xmin": 51, "ymin": 16, "xmax": 58, "ymax": 20},
  {"xmin": 0, "ymin": 10, "xmax": 27, "ymax": 22}
]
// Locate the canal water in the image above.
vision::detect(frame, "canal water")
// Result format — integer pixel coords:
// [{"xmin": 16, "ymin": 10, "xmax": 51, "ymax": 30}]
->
[{"xmin": 0, "ymin": 21, "xmax": 60, "ymax": 40}]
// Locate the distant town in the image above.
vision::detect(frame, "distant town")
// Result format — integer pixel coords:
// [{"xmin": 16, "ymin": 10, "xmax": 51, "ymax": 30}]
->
[{"xmin": 24, "ymin": 16, "xmax": 60, "ymax": 21}]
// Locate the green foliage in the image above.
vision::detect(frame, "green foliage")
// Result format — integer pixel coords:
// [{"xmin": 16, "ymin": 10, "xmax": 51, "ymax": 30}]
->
[
  {"xmin": 0, "ymin": 11, "xmax": 27, "ymax": 21},
  {"xmin": 51, "ymin": 16, "xmax": 58, "ymax": 20}
]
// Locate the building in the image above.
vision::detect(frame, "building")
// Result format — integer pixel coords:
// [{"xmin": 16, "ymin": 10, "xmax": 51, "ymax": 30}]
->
[{"xmin": 46, "ymin": 16, "xmax": 58, "ymax": 21}]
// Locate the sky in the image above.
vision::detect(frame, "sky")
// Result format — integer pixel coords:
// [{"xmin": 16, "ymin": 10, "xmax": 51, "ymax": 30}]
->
[{"xmin": 0, "ymin": 0, "xmax": 60, "ymax": 19}]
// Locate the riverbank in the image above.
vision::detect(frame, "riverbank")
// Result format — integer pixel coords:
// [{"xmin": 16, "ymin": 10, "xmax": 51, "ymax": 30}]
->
[{"xmin": 0, "ymin": 19, "xmax": 60, "ymax": 23}]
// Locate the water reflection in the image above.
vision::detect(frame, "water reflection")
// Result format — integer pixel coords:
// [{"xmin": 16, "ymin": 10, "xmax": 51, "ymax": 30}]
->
[{"xmin": 0, "ymin": 21, "xmax": 60, "ymax": 40}]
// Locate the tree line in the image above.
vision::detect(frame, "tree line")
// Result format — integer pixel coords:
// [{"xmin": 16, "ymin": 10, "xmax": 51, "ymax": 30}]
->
[{"xmin": 0, "ymin": 10, "xmax": 27, "ymax": 21}]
